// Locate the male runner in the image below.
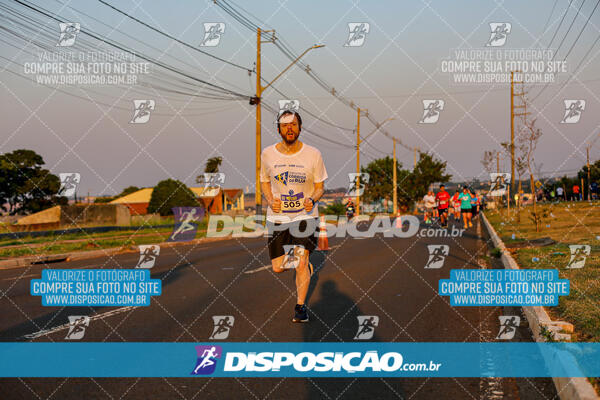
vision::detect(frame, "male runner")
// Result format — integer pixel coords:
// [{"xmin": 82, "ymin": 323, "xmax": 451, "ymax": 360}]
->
[
  {"xmin": 423, "ymin": 189, "xmax": 436, "ymax": 224},
  {"xmin": 435, "ymin": 184, "xmax": 450, "ymax": 228},
  {"xmin": 260, "ymin": 110, "xmax": 327, "ymax": 323}
]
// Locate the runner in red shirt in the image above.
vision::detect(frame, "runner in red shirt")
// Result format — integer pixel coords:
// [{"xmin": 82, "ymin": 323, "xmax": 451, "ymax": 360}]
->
[{"xmin": 435, "ymin": 184, "xmax": 451, "ymax": 228}]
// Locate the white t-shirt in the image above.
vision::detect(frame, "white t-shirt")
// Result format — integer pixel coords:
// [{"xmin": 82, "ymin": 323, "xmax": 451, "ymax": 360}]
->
[
  {"xmin": 260, "ymin": 143, "xmax": 328, "ymax": 223},
  {"xmin": 423, "ymin": 194, "xmax": 436, "ymax": 209}
]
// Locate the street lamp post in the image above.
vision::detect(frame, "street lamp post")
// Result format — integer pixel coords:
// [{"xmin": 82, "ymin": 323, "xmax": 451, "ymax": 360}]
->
[{"xmin": 253, "ymin": 29, "xmax": 324, "ymax": 214}]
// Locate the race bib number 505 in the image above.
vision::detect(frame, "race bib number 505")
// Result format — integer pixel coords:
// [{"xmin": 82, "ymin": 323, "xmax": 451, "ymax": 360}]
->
[{"xmin": 281, "ymin": 192, "xmax": 304, "ymax": 213}]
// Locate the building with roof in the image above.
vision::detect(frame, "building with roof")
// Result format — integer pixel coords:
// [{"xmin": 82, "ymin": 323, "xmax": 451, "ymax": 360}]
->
[{"xmin": 109, "ymin": 187, "xmax": 244, "ymax": 215}]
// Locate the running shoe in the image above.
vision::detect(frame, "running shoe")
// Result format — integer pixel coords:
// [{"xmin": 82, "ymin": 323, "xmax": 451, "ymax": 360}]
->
[
  {"xmin": 469, "ymin": 222, "xmax": 473, "ymax": 228},
  {"xmin": 292, "ymin": 304, "xmax": 309, "ymax": 323}
]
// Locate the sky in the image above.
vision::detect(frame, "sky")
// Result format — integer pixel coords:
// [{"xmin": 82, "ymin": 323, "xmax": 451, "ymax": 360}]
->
[{"xmin": 1, "ymin": 0, "xmax": 600, "ymax": 197}]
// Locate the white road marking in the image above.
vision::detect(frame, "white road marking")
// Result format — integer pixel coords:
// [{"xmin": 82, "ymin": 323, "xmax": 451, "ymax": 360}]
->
[
  {"xmin": 243, "ymin": 244, "xmax": 340, "ymax": 274},
  {"xmin": 23, "ymin": 306, "xmax": 137, "ymax": 339},
  {"xmin": 2, "ymin": 273, "xmax": 39, "ymax": 281}
]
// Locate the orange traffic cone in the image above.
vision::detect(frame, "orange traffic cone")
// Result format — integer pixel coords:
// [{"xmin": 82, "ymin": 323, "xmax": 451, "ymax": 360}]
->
[
  {"xmin": 317, "ymin": 215, "xmax": 330, "ymax": 251},
  {"xmin": 394, "ymin": 214, "xmax": 402, "ymax": 228}
]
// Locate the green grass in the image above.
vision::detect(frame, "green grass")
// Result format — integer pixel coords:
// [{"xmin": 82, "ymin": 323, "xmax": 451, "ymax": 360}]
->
[
  {"xmin": 487, "ymin": 201, "xmax": 600, "ymax": 342},
  {"xmin": 0, "ymin": 218, "xmax": 216, "ymax": 258}
]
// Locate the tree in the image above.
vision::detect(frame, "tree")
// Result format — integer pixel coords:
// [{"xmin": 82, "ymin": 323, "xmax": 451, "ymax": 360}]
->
[
  {"xmin": 94, "ymin": 186, "xmax": 140, "ymax": 204},
  {"xmin": 360, "ymin": 153, "xmax": 451, "ymax": 210},
  {"xmin": 405, "ymin": 152, "xmax": 452, "ymax": 205},
  {"xmin": 520, "ymin": 118, "xmax": 543, "ymax": 231},
  {"xmin": 578, "ymin": 159, "xmax": 600, "ymax": 183},
  {"xmin": 205, "ymin": 156, "xmax": 223, "ymax": 173},
  {"xmin": 147, "ymin": 179, "xmax": 198, "ymax": 216},
  {"xmin": 320, "ymin": 201, "xmax": 346, "ymax": 216},
  {"xmin": 361, "ymin": 156, "xmax": 406, "ymax": 204},
  {"xmin": 119, "ymin": 186, "xmax": 140, "ymax": 197},
  {"xmin": 197, "ymin": 156, "xmax": 223, "ymax": 185},
  {"xmin": 0, "ymin": 149, "xmax": 64, "ymax": 215},
  {"xmin": 481, "ymin": 150, "xmax": 496, "ymax": 174}
]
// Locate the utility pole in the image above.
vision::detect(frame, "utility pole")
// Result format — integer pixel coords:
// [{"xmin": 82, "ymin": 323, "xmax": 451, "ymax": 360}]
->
[
  {"xmin": 510, "ymin": 71, "xmax": 528, "ymax": 195},
  {"xmin": 252, "ymin": 29, "xmax": 323, "ymax": 213},
  {"xmin": 356, "ymin": 108, "xmax": 366, "ymax": 215},
  {"xmin": 496, "ymin": 151, "xmax": 500, "ymax": 173},
  {"xmin": 393, "ymin": 139, "xmax": 397, "ymax": 215},
  {"xmin": 413, "ymin": 147, "xmax": 419, "ymax": 169},
  {"xmin": 255, "ymin": 27, "xmax": 263, "ymax": 214},
  {"xmin": 587, "ymin": 145, "xmax": 591, "ymax": 201}
]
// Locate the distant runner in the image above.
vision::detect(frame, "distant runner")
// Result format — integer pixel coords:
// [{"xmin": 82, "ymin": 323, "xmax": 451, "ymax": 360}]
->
[
  {"xmin": 451, "ymin": 189, "xmax": 461, "ymax": 221},
  {"xmin": 458, "ymin": 187, "xmax": 473, "ymax": 228},
  {"xmin": 423, "ymin": 190, "xmax": 436, "ymax": 224},
  {"xmin": 435, "ymin": 184, "xmax": 451, "ymax": 228},
  {"xmin": 470, "ymin": 190, "xmax": 480, "ymax": 220}
]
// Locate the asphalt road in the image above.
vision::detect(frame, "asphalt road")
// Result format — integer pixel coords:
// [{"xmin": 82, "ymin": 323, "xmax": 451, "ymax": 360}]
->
[{"xmin": 0, "ymin": 216, "xmax": 557, "ymax": 400}]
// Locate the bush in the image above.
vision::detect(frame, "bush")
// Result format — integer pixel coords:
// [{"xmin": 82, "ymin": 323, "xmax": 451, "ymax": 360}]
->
[
  {"xmin": 321, "ymin": 201, "xmax": 346, "ymax": 215},
  {"xmin": 147, "ymin": 179, "xmax": 198, "ymax": 216}
]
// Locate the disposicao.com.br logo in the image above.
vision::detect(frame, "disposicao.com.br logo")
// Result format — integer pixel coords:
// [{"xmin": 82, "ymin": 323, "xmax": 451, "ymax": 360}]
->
[
  {"xmin": 192, "ymin": 349, "xmax": 442, "ymax": 375},
  {"xmin": 206, "ymin": 215, "xmax": 465, "ymax": 239}
]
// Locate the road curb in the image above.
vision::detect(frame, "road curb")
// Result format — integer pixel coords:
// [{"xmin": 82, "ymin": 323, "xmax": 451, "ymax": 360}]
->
[
  {"xmin": 481, "ymin": 212, "xmax": 598, "ymax": 400},
  {"xmin": 0, "ymin": 235, "xmax": 245, "ymax": 270}
]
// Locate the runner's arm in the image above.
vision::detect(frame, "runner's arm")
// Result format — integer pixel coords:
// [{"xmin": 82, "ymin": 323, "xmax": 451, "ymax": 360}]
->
[
  {"xmin": 311, "ymin": 181, "xmax": 324, "ymax": 203},
  {"xmin": 261, "ymin": 181, "xmax": 276, "ymax": 207}
]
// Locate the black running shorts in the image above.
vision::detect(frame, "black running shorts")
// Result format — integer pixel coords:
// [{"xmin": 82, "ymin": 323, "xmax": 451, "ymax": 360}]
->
[{"xmin": 267, "ymin": 218, "xmax": 318, "ymax": 260}]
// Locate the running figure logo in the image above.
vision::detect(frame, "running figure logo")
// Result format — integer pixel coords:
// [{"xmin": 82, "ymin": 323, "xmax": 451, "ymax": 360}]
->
[
  {"xmin": 130, "ymin": 100, "xmax": 155, "ymax": 124},
  {"xmin": 57, "ymin": 22, "xmax": 80, "ymax": 47},
  {"xmin": 282, "ymin": 245, "xmax": 305, "ymax": 270},
  {"xmin": 419, "ymin": 100, "xmax": 444, "ymax": 124},
  {"xmin": 561, "ymin": 100, "xmax": 586, "ymax": 124},
  {"xmin": 191, "ymin": 345, "xmax": 222, "ymax": 375},
  {"xmin": 278, "ymin": 99, "xmax": 300, "ymax": 116},
  {"xmin": 344, "ymin": 23, "xmax": 370, "ymax": 47},
  {"xmin": 496, "ymin": 316, "xmax": 520, "ymax": 340},
  {"xmin": 345, "ymin": 173, "xmax": 370, "ymax": 197},
  {"xmin": 169, "ymin": 207, "xmax": 203, "ymax": 242},
  {"xmin": 136, "ymin": 245, "xmax": 160, "ymax": 269},
  {"xmin": 210, "ymin": 316, "xmax": 235, "ymax": 340},
  {"xmin": 425, "ymin": 245, "xmax": 449, "ymax": 269},
  {"xmin": 489, "ymin": 173, "xmax": 511, "ymax": 196},
  {"xmin": 199, "ymin": 173, "xmax": 225, "ymax": 197},
  {"xmin": 58, "ymin": 173, "xmax": 80, "ymax": 197},
  {"xmin": 485, "ymin": 22, "xmax": 511, "ymax": 47},
  {"xmin": 354, "ymin": 316, "xmax": 379, "ymax": 340},
  {"xmin": 566, "ymin": 245, "xmax": 590, "ymax": 269},
  {"xmin": 65, "ymin": 315, "xmax": 90, "ymax": 340},
  {"xmin": 199, "ymin": 23, "xmax": 225, "ymax": 47}
]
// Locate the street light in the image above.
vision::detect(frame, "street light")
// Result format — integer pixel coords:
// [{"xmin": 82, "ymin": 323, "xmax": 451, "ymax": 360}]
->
[{"xmin": 254, "ymin": 36, "xmax": 325, "ymax": 214}]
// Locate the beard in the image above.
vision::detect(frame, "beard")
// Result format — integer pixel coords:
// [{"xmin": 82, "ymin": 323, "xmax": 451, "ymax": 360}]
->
[{"xmin": 280, "ymin": 131, "xmax": 299, "ymax": 145}]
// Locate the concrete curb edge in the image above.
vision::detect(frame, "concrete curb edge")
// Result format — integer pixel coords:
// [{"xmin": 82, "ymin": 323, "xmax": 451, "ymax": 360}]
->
[{"xmin": 481, "ymin": 212, "xmax": 598, "ymax": 400}]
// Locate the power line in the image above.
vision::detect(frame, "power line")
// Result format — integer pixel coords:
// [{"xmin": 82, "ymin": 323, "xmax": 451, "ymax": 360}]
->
[
  {"xmin": 553, "ymin": 0, "xmax": 587, "ymax": 59},
  {"xmin": 214, "ymin": 0, "xmax": 414, "ymax": 151},
  {"xmin": 548, "ymin": 0, "xmax": 576, "ymax": 47},
  {"xmin": 96, "ymin": 0, "xmax": 253, "ymax": 73},
  {"xmin": 563, "ymin": 0, "xmax": 600, "ymax": 60},
  {"xmin": 542, "ymin": 0, "xmax": 560, "ymax": 37},
  {"xmin": 11, "ymin": 0, "xmax": 251, "ymax": 100},
  {"xmin": 532, "ymin": 0, "xmax": 600, "ymax": 103}
]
